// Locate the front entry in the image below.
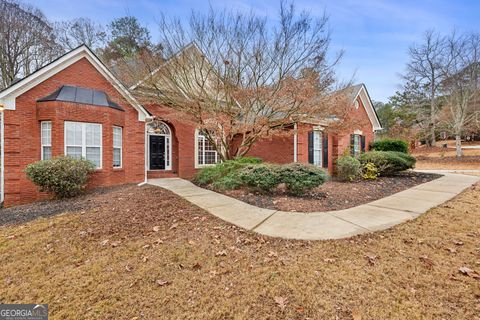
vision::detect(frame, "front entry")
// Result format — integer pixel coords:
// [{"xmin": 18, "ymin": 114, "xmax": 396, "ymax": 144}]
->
[{"xmin": 149, "ymin": 135, "xmax": 166, "ymax": 170}]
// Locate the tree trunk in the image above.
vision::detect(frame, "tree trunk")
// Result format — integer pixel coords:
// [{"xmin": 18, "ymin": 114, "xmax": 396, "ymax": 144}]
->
[
  {"xmin": 455, "ymin": 134, "xmax": 462, "ymax": 158},
  {"xmin": 430, "ymin": 124, "xmax": 436, "ymax": 146}
]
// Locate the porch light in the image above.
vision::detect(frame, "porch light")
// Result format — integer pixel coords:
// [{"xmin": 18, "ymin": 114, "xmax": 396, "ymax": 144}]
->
[{"xmin": 0, "ymin": 104, "xmax": 4, "ymax": 112}]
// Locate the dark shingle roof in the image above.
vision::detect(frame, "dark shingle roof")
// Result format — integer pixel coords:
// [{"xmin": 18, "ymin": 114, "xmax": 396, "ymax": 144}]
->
[{"xmin": 37, "ymin": 85, "xmax": 124, "ymax": 111}]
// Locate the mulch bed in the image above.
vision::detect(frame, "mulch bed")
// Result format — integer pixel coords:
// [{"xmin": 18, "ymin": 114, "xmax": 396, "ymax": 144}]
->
[
  {"xmin": 221, "ymin": 171, "xmax": 442, "ymax": 212},
  {"xmin": 0, "ymin": 184, "xmax": 133, "ymax": 226}
]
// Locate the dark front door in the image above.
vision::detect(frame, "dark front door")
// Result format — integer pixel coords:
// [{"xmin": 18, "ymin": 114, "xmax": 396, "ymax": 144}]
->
[{"xmin": 149, "ymin": 135, "xmax": 166, "ymax": 170}]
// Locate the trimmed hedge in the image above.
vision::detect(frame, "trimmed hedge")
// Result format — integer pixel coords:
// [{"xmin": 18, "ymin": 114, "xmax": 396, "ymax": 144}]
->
[
  {"xmin": 370, "ymin": 138, "xmax": 409, "ymax": 153},
  {"xmin": 358, "ymin": 151, "xmax": 416, "ymax": 175},
  {"xmin": 25, "ymin": 156, "xmax": 96, "ymax": 198},
  {"xmin": 193, "ymin": 157, "xmax": 262, "ymax": 187},
  {"xmin": 336, "ymin": 156, "xmax": 362, "ymax": 181},
  {"xmin": 238, "ymin": 164, "xmax": 280, "ymax": 192},
  {"xmin": 195, "ymin": 158, "xmax": 328, "ymax": 195},
  {"xmin": 276, "ymin": 163, "xmax": 328, "ymax": 195}
]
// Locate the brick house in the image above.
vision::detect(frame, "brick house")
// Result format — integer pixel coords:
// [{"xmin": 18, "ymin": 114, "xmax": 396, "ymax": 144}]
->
[{"xmin": 0, "ymin": 45, "xmax": 381, "ymax": 206}]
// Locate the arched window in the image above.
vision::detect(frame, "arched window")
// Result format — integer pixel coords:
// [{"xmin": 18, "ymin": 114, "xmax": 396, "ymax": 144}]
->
[{"xmin": 147, "ymin": 121, "xmax": 171, "ymax": 135}]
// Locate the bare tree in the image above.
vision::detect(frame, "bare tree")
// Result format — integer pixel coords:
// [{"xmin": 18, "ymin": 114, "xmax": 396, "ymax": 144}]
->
[
  {"xmin": 133, "ymin": 2, "xmax": 352, "ymax": 160},
  {"xmin": 55, "ymin": 18, "xmax": 106, "ymax": 51},
  {"xmin": 0, "ymin": 0, "xmax": 61, "ymax": 89},
  {"xmin": 404, "ymin": 30, "xmax": 447, "ymax": 146},
  {"xmin": 439, "ymin": 32, "xmax": 480, "ymax": 157}
]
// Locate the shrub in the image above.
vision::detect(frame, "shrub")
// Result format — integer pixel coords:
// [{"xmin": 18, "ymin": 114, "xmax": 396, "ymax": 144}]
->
[
  {"xmin": 193, "ymin": 157, "xmax": 262, "ymax": 187},
  {"xmin": 276, "ymin": 163, "xmax": 328, "ymax": 195},
  {"xmin": 336, "ymin": 156, "xmax": 362, "ymax": 181},
  {"xmin": 394, "ymin": 151, "xmax": 417, "ymax": 168},
  {"xmin": 358, "ymin": 151, "xmax": 416, "ymax": 175},
  {"xmin": 362, "ymin": 162, "xmax": 379, "ymax": 180},
  {"xmin": 370, "ymin": 138, "xmax": 409, "ymax": 153},
  {"xmin": 25, "ymin": 156, "xmax": 96, "ymax": 198},
  {"xmin": 238, "ymin": 164, "xmax": 280, "ymax": 192},
  {"xmin": 211, "ymin": 172, "xmax": 243, "ymax": 190}
]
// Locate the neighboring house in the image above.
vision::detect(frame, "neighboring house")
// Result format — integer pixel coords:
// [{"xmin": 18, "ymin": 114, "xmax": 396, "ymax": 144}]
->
[{"xmin": 0, "ymin": 45, "xmax": 381, "ymax": 206}]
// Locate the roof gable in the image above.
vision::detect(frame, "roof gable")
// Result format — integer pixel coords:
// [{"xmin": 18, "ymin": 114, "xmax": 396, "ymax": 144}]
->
[
  {"xmin": 348, "ymin": 84, "xmax": 382, "ymax": 131},
  {"xmin": 0, "ymin": 45, "xmax": 149, "ymax": 121}
]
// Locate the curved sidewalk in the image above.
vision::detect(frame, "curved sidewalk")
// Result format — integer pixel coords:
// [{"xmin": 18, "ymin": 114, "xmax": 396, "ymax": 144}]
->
[{"xmin": 147, "ymin": 173, "xmax": 480, "ymax": 240}]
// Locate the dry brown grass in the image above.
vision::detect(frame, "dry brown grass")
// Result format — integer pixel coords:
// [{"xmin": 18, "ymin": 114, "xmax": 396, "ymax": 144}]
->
[
  {"xmin": 412, "ymin": 146, "xmax": 480, "ymax": 170},
  {"xmin": 1, "ymin": 184, "xmax": 480, "ymax": 319}
]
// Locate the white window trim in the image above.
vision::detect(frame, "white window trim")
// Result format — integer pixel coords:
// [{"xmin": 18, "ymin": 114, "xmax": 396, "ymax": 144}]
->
[
  {"xmin": 64, "ymin": 121, "xmax": 103, "ymax": 169},
  {"xmin": 41, "ymin": 121, "xmax": 52, "ymax": 160},
  {"xmin": 113, "ymin": 126, "xmax": 122, "ymax": 168},
  {"xmin": 146, "ymin": 122, "xmax": 172, "ymax": 171},
  {"xmin": 194, "ymin": 129, "xmax": 220, "ymax": 168}
]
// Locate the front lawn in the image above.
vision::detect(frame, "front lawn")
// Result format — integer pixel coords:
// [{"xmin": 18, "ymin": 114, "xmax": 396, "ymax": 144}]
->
[{"xmin": 1, "ymin": 183, "xmax": 480, "ymax": 319}]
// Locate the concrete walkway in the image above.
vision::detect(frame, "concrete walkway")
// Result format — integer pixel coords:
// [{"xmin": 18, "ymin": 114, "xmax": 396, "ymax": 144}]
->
[{"xmin": 148, "ymin": 173, "xmax": 480, "ymax": 240}]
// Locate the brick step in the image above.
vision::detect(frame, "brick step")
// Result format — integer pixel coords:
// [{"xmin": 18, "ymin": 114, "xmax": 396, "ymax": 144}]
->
[{"xmin": 147, "ymin": 170, "xmax": 178, "ymax": 179}]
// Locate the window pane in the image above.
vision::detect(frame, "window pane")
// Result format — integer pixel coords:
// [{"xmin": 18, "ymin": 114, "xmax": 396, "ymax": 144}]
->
[
  {"xmin": 198, "ymin": 136, "xmax": 204, "ymax": 165},
  {"xmin": 204, "ymin": 151, "xmax": 217, "ymax": 164},
  {"xmin": 66, "ymin": 146, "xmax": 82, "ymax": 159},
  {"xmin": 197, "ymin": 130, "xmax": 219, "ymax": 166},
  {"xmin": 313, "ymin": 131, "xmax": 322, "ymax": 166},
  {"xmin": 65, "ymin": 122, "xmax": 82, "ymax": 145},
  {"xmin": 113, "ymin": 148, "xmax": 121, "ymax": 167},
  {"xmin": 113, "ymin": 127, "xmax": 122, "ymax": 148},
  {"xmin": 86, "ymin": 123, "xmax": 101, "ymax": 146},
  {"xmin": 86, "ymin": 147, "xmax": 101, "ymax": 167},
  {"xmin": 43, "ymin": 146, "xmax": 52, "ymax": 160},
  {"xmin": 41, "ymin": 122, "xmax": 51, "ymax": 145}
]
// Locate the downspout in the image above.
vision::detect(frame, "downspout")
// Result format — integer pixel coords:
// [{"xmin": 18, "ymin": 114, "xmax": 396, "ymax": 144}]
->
[{"xmin": 293, "ymin": 122, "xmax": 298, "ymax": 163}]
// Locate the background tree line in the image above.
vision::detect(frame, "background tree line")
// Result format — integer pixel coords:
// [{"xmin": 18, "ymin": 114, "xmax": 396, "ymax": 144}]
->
[
  {"xmin": 1, "ymin": 0, "xmax": 356, "ymax": 160},
  {"xmin": 375, "ymin": 29, "xmax": 479, "ymax": 157},
  {"xmin": 0, "ymin": 0, "xmax": 161, "ymax": 90}
]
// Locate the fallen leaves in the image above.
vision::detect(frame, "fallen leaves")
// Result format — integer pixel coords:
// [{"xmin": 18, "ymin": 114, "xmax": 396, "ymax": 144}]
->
[
  {"xmin": 152, "ymin": 226, "xmax": 160, "ymax": 232},
  {"xmin": 445, "ymin": 247, "xmax": 457, "ymax": 253},
  {"xmin": 274, "ymin": 296, "xmax": 288, "ymax": 311},
  {"xmin": 365, "ymin": 254, "xmax": 377, "ymax": 266},
  {"xmin": 419, "ymin": 256, "xmax": 434, "ymax": 269},
  {"xmin": 351, "ymin": 308, "xmax": 362, "ymax": 320},
  {"xmin": 215, "ymin": 250, "xmax": 227, "ymax": 257},
  {"xmin": 156, "ymin": 279, "xmax": 171, "ymax": 286},
  {"xmin": 459, "ymin": 267, "xmax": 480, "ymax": 279}
]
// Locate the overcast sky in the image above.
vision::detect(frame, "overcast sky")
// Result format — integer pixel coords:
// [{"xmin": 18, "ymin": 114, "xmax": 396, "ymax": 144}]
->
[{"xmin": 34, "ymin": 0, "xmax": 480, "ymax": 102}]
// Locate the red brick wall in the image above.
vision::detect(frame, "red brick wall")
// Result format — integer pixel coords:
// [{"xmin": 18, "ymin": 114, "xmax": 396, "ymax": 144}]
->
[
  {"xmin": 3, "ymin": 58, "xmax": 145, "ymax": 206},
  {"xmin": 335, "ymin": 96, "xmax": 374, "ymax": 157},
  {"xmin": 246, "ymin": 130, "xmax": 295, "ymax": 163}
]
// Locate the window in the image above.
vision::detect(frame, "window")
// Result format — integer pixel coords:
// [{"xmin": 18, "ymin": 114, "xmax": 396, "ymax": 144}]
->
[
  {"xmin": 113, "ymin": 126, "xmax": 122, "ymax": 168},
  {"xmin": 41, "ymin": 121, "xmax": 52, "ymax": 160},
  {"xmin": 65, "ymin": 121, "xmax": 102, "ymax": 168},
  {"xmin": 350, "ymin": 134, "xmax": 365, "ymax": 157},
  {"xmin": 313, "ymin": 130, "xmax": 322, "ymax": 166},
  {"xmin": 196, "ymin": 130, "xmax": 219, "ymax": 166}
]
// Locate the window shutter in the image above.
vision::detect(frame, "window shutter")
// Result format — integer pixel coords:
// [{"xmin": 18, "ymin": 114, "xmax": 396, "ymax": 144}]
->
[
  {"xmin": 350, "ymin": 134, "xmax": 355, "ymax": 156},
  {"xmin": 361, "ymin": 135, "xmax": 366, "ymax": 153},
  {"xmin": 322, "ymin": 134, "xmax": 328, "ymax": 168},
  {"xmin": 308, "ymin": 131, "xmax": 314, "ymax": 164}
]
